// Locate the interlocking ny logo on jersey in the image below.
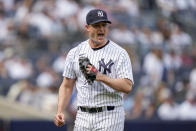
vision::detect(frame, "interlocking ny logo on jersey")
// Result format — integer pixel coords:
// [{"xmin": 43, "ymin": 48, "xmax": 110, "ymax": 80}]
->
[
  {"xmin": 98, "ymin": 59, "xmax": 114, "ymax": 74},
  {"xmin": 97, "ymin": 11, "xmax": 104, "ymax": 17}
]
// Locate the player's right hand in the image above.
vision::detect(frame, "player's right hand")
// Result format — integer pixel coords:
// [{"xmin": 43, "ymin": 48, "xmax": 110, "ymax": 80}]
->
[{"xmin": 54, "ymin": 112, "xmax": 65, "ymax": 127}]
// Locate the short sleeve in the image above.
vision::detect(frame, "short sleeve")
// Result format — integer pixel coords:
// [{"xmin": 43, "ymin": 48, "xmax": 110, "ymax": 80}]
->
[
  {"xmin": 116, "ymin": 50, "xmax": 134, "ymax": 84},
  {"xmin": 62, "ymin": 49, "xmax": 76, "ymax": 79}
]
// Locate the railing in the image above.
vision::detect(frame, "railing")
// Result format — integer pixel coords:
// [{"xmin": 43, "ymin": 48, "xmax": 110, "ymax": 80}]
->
[
  {"xmin": 0, "ymin": 118, "xmax": 196, "ymax": 131},
  {"xmin": 125, "ymin": 120, "xmax": 196, "ymax": 131}
]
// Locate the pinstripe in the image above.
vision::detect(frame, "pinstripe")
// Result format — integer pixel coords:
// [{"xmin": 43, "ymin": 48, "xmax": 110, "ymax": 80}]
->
[
  {"xmin": 63, "ymin": 40, "xmax": 133, "ymax": 131},
  {"xmin": 112, "ymin": 107, "xmax": 116, "ymax": 131},
  {"xmin": 101, "ymin": 46, "xmax": 107, "ymax": 110},
  {"xmin": 110, "ymin": 45, "xmax": 119, "ymax": 106},
  {"xmin": 93, "ymin": 50, "xmax": 98, "ymax": 107}
]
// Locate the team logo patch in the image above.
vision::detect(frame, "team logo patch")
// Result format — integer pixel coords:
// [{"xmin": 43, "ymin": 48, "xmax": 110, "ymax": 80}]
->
[
  {"xmin": 98, "ymin": 59, "xmax": 114, "ymax": 74},
  {"xmin": 97, "ymin": 11, "xmax": 104, "ymax": 17}
]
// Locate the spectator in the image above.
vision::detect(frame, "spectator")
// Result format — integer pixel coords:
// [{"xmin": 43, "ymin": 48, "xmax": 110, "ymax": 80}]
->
[
  {"xmin": 110, "ymin": 24, "xmax": 135, "ymax": 45},
  {"xmin": 157, "ymin": 91, "xmax": 179, "ymax": 120},
  {"xmin": 169, "ymin": 24, "xmax": 192, "ymax": 50},
  {"xmin": 143, "ymin": 46, "xmax": 165, "ymax": 88},
  {"xmin": 4, "ymin": 56, "xmax": 33, "ymax": 80},
  {"xmin": 178, "ymin": 91, "xmax": 196, "ymax": 120},
  {"xmin": 52, "ymin": 52, "xmax": 67, "ymax": 73},
  {"xmin": 189, "ymin": 66, "xmax": 196, "ymax": 92}
]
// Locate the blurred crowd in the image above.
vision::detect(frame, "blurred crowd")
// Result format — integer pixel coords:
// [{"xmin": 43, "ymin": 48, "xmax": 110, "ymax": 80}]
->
[{"xmin": 0, "ymin": 0, "xmax": 196, "ymax": 121}]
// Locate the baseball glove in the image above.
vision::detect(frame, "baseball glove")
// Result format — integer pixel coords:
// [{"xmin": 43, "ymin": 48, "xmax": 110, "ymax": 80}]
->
[{"xmin": 79, "ymin": 57, "xmax": 98, "ymax": 84}]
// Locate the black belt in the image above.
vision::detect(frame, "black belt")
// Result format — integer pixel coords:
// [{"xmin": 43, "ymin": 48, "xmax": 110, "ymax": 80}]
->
[{"xmin": 78, "ymin": 106, "xmax": 115, "ymax": 113}]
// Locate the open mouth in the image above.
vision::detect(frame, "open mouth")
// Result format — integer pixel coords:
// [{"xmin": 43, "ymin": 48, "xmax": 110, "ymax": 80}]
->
[{"xmin": 97, "ymin": 33, "xmax": 104, "ymax": 39}]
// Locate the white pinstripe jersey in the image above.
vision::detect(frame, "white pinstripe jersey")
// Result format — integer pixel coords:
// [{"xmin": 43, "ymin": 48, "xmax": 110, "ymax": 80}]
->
[{"xmin": 63, "ymin": 39, "xmax": 134, "ymax": 107}]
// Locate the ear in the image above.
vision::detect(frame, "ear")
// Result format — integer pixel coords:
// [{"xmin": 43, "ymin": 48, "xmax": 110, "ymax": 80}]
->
[{"xmin": 85, "ymin": 24, "xmax": 90, "ymax": 31}]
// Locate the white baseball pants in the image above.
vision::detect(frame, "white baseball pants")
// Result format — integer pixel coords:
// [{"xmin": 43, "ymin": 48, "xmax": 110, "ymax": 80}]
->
[{"xmin": 73, "ymin": 106, "xmax": 125, "ymax": 131}]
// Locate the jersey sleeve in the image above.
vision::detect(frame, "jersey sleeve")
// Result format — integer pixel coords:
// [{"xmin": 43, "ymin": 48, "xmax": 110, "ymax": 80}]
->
[
  {"xmin": 116, "ymin": 50, "xmax": 134, "ymax": 84},
  {"xmin": 62, "ymin": 48, "xmax": 76, "ymax": 79}
]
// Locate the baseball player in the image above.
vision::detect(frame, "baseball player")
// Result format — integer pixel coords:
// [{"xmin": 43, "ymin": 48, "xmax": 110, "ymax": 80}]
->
[{"xmin": 54, "ymin": 9, "xmax": 134, "ymax": 131}]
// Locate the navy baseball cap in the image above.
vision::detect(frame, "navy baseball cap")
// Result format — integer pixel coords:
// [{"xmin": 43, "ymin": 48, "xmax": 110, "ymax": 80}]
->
[{"xmin": 86, "ymin": 9, "xmax": 111, "ymax": 25}]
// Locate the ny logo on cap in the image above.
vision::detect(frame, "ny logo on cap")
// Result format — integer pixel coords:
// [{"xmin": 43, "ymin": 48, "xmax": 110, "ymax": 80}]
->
[{"xmin": 97, "ymin": 11, "xmax": 104, "ymax": 17}]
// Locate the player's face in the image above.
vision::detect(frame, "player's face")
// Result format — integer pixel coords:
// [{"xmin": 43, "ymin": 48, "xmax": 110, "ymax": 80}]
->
[{"xmin": 86, "ymin": 22, "xmax": 109, "ymax": 45}]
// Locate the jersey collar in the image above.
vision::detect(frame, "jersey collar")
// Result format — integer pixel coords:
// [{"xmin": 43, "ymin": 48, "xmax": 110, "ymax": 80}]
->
[{"xmin": 91, "ymin": 40, "xmax": 110, "ymax": 51}]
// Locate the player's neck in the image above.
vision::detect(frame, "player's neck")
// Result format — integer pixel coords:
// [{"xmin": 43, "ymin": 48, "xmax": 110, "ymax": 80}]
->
[{"xmin": 89, "ymin": 39, "xmax": 107, "ymax": 48}]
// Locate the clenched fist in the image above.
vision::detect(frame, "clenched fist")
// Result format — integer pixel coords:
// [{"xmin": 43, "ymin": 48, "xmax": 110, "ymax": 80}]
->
[{"xmin": 54, "ymin": 112, "xmax": 65, "ymax": 127}]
